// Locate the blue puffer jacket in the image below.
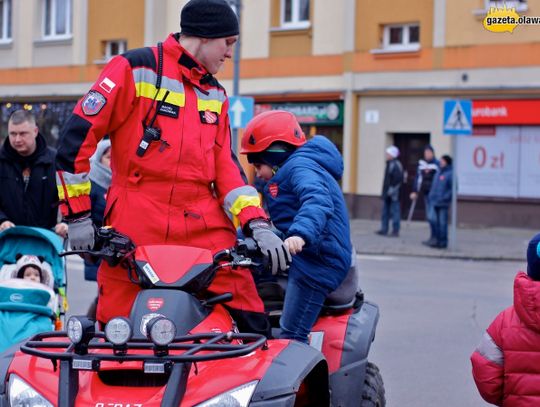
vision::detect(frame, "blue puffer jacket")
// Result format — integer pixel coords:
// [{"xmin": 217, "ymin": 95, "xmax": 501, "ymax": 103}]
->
[
  {"xmin": 428, "ymin": 165, "xmax": 453, "ymax": 208},
  {"xmin": 262, "ymin": 136, "xmax": 352, "ymax": 291}
]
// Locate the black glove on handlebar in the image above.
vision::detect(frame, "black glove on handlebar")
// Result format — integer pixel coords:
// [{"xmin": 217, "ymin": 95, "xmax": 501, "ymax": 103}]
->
[{"xmin": 247, "ymin": 219, "xmax": 291, "ymax": 275}]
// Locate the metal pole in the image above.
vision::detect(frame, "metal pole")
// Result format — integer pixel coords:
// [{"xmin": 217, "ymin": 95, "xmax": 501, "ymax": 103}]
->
[
  {"xmin": 449, "ymin": 135, "xmax": 458, "ymax": 251},
  {"xmin": 230, "ymin": 0, "xmax": 241, "ymax": 153}
]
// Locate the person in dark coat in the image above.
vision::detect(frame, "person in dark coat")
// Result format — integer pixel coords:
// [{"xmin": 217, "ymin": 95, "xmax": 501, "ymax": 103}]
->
[
  {"xmin": 240, "ymin": 110, "xmax": 352, "ymax": 344},
  {"xmin": 410, "ymin": 145, "xmax": 439, "ymax": 245},
  {"xmin": 471, "ymin": 232, "xmax": 540, "ymax": 407},
  {"xmin": 376, "ymin": 145, "xmax": 403, "ymax": 237},
  {"xmin": 428, "ymin": 154, "xmax": 453, "ymax": 248},
  {"xmin": 0, "ymin": 110, "xmax": 67, "ymax": 237}
]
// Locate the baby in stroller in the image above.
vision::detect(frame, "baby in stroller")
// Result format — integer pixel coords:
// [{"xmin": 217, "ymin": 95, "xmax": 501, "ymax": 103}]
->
[{"xmin": 0, "ymin": 226, "xmax": 66, "ymax": 353}]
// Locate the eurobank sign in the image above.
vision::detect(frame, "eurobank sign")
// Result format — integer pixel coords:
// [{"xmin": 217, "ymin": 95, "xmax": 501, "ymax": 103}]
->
[
  {"xmin": 473, "ymin": 100, "xmax": 540, "ymax": 125},
  {"xmin": 254, "ymin": 101, "xmax": 343, "ymax": 126}
]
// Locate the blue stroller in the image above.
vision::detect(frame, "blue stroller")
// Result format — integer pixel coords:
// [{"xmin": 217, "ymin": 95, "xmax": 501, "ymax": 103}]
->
[{"xmin": 0, "ymin": 226, "xmax": 67, "ymax": 352}]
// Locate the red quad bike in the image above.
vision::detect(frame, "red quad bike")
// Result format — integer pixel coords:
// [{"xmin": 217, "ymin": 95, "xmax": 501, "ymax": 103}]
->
[{"xmin": 0, "ymin": 227, "xmax": 384, "ymax": 407}]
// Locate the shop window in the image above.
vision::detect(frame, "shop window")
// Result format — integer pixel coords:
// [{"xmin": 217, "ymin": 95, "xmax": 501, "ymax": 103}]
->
[
  {"xmin": 43, "ymin": 0, "xmax": 72, "ymax": 39},
  {"xmin": 104, "ymin": 40, "xmax": 127, "ymax": 61},
  {"xmin": 280, "ymin": 0, "xmax": 310, "ymax": 29},
  {"xmin": 0, "ymin": 0, "xmax": 11, "ymax": 42},
  {"xmin": 381, "ymin": 23, "xmax": 420, "ymax": 52}
]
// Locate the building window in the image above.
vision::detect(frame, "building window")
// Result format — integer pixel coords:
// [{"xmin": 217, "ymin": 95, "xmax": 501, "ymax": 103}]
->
[
  {"xmin": 485, "ymin": 0, "xmax": 527, "ymax": 11},
  {"xmin": 43, "ymin": 0, "xmax": 72, "ymax": 39},
  {"xmin": 0, "ymin": 0, "xmax": 11, "ymax": 42},
  {"xmin": 280, "ymin": 0, "xmax": 310, "ymax": 29},
  {"xmin": 382, "ymin": 23, "xmax": 420, "ymax": 52},
  {"xmin": 104, "ymin": 40, "xmax": 127, "ymax": 61}
]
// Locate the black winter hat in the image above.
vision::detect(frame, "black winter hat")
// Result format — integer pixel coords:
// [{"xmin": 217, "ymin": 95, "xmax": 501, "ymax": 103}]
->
[
  {"xmin": 180, "ymin": 0, "xmax": 239, "ymax": 39},
  {"xmin": 527, "ymin": 233, "xmax": 540, "ymax": 280},
  {"xmin": 441, "ymin": 154, "xmax": 453, "ymax": 166}
]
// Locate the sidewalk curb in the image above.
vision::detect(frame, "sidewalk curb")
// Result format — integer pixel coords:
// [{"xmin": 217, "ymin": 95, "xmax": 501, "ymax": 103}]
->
[{"xmin": 356, "ymin": 247, "xmax": 523, "ymax": 262}]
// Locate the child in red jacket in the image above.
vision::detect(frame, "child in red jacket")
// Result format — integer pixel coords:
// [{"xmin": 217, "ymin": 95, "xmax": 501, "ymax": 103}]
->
[{"xmin": 471, "ymin": 232, "xmax": 540, "ymax": 407}]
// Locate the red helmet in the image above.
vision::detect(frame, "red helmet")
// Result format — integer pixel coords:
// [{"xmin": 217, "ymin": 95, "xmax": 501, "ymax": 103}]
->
[{"xmin": 240, "ymin": 110, "xmax": 306, "ymax": 154}]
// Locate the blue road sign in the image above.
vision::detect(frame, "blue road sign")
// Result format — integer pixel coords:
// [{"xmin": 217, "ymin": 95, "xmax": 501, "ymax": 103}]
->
[
  {"xmin": 443, "ymin": 100, "xmax": 472, "ymax": 135},
  {"xmin": 228, "ymin": 96, "xmax": 254, "ymax": 129}
]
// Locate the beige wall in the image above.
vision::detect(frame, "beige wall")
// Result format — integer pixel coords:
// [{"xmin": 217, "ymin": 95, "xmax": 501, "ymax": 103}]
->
[
  {"xmin": 446, "ymin": 0, "xmax": 540, "ymax": 46},
  {"xmin": 87, "ymin": 0, "xmax": 145, "ymax": 63},
  {"xmin": 356, "ymin": 95, "xmax": 451, "ymax": 195},
  {"xmin": 356, "ymin": 0, "xmax": 434, "ymax": 51},
  {"xmin": 242, "ymin": 0, "xmax": 270, "ymax": 59},
  {"xmin": 312, "ymin": 0, "xmax": 345, "ymax": 55}
]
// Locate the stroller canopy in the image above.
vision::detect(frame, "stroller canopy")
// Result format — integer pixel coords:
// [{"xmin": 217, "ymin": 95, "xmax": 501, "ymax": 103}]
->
[{"xmin": 0, "ymin": 226, "xmax": 65, "ymax": 287}]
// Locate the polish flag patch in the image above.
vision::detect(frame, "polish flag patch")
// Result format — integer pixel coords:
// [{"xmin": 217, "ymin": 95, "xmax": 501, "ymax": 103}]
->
[
  {"xmin": 147, "ymin": 297, "xmax": 164, "ymax": 311},
  {"xmin": 268, "ymin": 183, "xmax": 279, "ymax": 198},
  {"xmin": 99, "ymin": 77, "xmax": 116, "ymax": 93}
]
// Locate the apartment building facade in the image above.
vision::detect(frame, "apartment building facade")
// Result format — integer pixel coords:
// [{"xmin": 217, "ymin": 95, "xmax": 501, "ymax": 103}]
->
[{"xmin": 0, "ymin": 0, "xmax": 539, "ymax": 226}]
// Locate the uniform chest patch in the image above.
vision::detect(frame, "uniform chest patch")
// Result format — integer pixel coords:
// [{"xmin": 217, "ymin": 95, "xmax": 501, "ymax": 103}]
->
[
  {"xmin": 158, "ymin": 101, "xmax": 180, "ymax": 118},
  {"xmin": 200, "ymin": 110, "xmax": 219, "ymax": 125},
  {"xmin": 81, "ymin": 90, "xmax": 107, "ymax": 116},
  {"xmin": 268, "ymin": 183, "xmax": 279, "ymax": 198}
]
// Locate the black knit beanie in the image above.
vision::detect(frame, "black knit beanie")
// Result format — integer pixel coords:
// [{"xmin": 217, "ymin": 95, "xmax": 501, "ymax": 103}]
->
[{"xmin": 180, "ymin": 0, "xmax": 239, "ymax": 39}]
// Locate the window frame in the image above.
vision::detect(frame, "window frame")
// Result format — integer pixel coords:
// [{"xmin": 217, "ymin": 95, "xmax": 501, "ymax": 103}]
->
[
  {"xmin": 104, "ymin": 40, "xmax": 127, "ymax": 61},
  {"xmin": 485, "ymin": 0, "xmax": 528, "ymax": 12},
  {"xmin": 0, "ymin": 0, "xmax": 12, "ymax": 43},
  {"xmin": 280, "ymin": 0, "xmax": 310, "ymax": 29},
  {"xmin": 42, "ymin": 0, "xmax": 72, "ymax": 40},
  {"xmin": 382, "ymin": 23, "xmax": 420, "ymax": 52}
]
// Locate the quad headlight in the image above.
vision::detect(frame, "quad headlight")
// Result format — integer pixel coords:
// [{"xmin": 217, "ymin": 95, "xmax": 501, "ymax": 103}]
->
[
  {"xmin": 8, "ymin": 374, "xmax": 53, "ymax": 407},
  {"xmin": 194, "ymin": 380, "xmax": 259, "ymax": 407},
  {"xmin": 104, "ymin": 317, "xmax": 133, "ymax": 346},
  {"xmin": 66, "ymin": 316, "xmax": 95, "ymax": 345},
  {"xmin": 147, "ymin": 317, "xmax": 176, "ymax": 346}
]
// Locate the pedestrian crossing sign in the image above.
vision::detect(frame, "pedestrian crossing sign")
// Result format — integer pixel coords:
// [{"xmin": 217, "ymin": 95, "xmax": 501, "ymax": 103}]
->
[{"xmin": 443, "ymin": 100, "xmax": 472, "ymax": 135}]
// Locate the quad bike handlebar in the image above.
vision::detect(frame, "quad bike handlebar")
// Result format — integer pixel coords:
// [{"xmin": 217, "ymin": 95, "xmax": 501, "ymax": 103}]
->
[{"xmin": 61, "ymin": 226, "xmax": 267, "ymax": 270}]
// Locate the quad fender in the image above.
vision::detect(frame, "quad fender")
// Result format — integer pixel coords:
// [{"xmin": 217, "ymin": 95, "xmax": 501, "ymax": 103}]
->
[
  {"xmin": 329, "ymin": 301, "xmax": 380, "ymax": 407},
  {"xmin": 250, "ymin": 341, "xmax": 329, "ymax": 406}
]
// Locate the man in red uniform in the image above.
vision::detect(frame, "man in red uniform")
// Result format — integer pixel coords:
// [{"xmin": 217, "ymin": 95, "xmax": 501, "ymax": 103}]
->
[{"xmin": 56, "ymin": 0, "xmax": 290, "ymax": 335}]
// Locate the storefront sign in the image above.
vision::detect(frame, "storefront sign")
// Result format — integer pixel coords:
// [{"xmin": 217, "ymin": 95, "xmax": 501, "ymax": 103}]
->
[
  {"xmin": 473, "ymin": 100, "xmax": 540, "ymax": 125},
  {"xmin": 254, "ymin": 102, "xmax": 343, "ymax": 125},
  {"xmin": 457, "ymin": 126, "xmax": 540, "ymax": 198}
]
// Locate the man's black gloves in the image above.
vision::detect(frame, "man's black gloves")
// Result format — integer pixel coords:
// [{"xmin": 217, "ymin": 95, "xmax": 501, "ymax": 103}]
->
[
  {"xmin": 67, "ymin": 215, "xmax": 96, "ymax": 251},
  {"xmin": 247, "ymin": 219, "xmax": 291, "ymax": 275}
]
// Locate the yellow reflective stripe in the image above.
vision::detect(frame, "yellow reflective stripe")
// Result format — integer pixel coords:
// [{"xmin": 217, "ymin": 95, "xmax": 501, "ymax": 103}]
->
[
  {"xmin": 57, "ymin": 181, "xmax": 91, "ymax": 199},
  {"xmin": 229, "ymin": 195, "xmax": 261, "ymax": 216},
  {"xmin": 197, "ymin": 99, "xmax": 223, "ymax": 114},
  {"xmin": 136, "ymin": 82, "xmax": 185, "ymax": 107}
]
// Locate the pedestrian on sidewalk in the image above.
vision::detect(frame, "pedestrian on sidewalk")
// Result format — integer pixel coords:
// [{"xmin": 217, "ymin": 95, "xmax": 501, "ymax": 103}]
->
[
  {"xmin": 410, "ymin": 145, "xmax": 439, "ymax": 246},
  {"xmin": 471, "ymin": 232, "xmax": 540, "ymax": 407},
  {"xmin": 376, "ymin": 145, "xmax": 403, "ymax": 237},
  {"xmin": 427, "ymin": 155, "xmax": 452, "ymax": 249}
]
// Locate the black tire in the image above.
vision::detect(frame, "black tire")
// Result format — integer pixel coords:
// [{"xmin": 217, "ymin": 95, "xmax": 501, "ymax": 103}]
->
[{"xmin": 361, "ymin": 362, "xmax": 386, "ymax": 407}]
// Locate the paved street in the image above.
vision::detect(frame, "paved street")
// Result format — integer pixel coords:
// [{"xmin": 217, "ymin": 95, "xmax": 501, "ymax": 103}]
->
[{"xmin": 360, "ymin": 254, "xmax": 520, "ymax": 407}]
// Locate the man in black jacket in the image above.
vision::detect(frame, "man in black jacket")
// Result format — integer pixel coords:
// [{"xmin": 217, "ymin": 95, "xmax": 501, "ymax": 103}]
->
[
  {"xmin": 0, "ymin": 110, "xmax": 67, "ymax": 236},
  {"xmin": 376, "ymin": 145, "xmax": 403, "ymax": 237}
]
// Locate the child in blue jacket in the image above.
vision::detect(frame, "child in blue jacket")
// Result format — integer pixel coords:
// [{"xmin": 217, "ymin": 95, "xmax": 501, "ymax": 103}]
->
[{"xmin": 240, "ymin": 110, "xmax": 352, "ymax": 343}]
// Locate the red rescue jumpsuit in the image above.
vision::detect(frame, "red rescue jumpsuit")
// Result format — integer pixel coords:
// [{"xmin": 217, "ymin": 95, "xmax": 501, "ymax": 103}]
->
[{"xmin": 56, "ymin": 33, "xmax": 267, "ymax": 326}]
